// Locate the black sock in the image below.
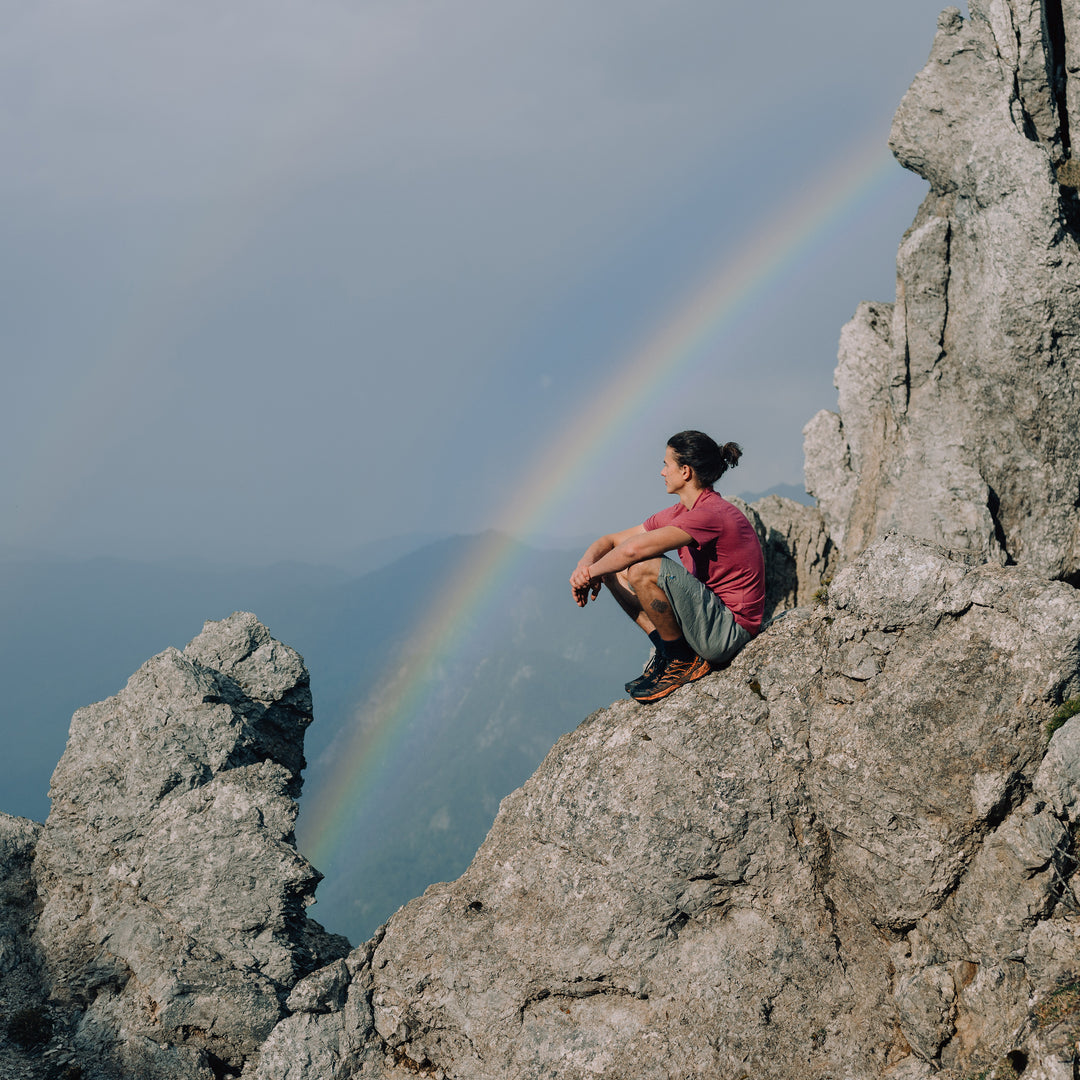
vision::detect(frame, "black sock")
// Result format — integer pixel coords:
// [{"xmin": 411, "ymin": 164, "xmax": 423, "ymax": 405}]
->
[
  {"xmin": 647, "ymin": 630, "xmax": 665, "ymax": 654},
  {"xmin": 661, "ymin": 637, "xmax": 694, "ymax": 662}
]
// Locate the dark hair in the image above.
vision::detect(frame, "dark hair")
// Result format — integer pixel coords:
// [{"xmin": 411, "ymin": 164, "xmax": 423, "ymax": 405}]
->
[{"xmin": 667, "ymin": 430, "xmax": 742, "ymax": 487}]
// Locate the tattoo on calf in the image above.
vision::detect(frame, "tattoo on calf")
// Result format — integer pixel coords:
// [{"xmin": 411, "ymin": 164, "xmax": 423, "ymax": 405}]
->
[{"xmin": 649, "ymin": 598, "xmax": 671, "ymax": 615}]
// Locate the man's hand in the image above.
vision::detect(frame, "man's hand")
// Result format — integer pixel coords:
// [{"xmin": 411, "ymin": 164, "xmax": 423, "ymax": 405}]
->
[{"xmin": 570, "ymin": 563, "xmax": 602, "ymax": 607}]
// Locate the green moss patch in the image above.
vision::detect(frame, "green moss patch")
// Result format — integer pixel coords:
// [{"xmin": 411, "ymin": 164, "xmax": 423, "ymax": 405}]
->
[
  {"xmin": 1033, "ymin": 980, "xmax": 1080, "ymax": 1028},
  {"xmin": 1047, "ymin": 697, "xmax": 1080, "ymax": 738}
]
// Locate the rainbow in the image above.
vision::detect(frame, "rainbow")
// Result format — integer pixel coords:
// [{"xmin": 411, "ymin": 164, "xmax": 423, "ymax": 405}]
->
[{"xmin": 301, "ymin": 132, "xmax": 910, "ymax": 868}]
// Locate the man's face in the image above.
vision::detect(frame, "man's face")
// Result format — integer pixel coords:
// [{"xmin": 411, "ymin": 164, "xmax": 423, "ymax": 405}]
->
[{"xmin": 661, "ymin": 446, "xmax": 688, "ymax": 494}]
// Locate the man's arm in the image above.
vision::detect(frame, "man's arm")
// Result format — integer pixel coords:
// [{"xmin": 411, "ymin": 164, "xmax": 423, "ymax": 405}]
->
[
  {"xmin": 570, "ymin": 525, "xmax": 692, "ymax": 605},
  {"xmin": 570, "ymin": 526, "xmax": 641, "ymax": 606},
  {"xmin": 587, "ymin": 525, "xmax": 692, "ymax": 577},
  {"xmin": 575, "ymin": 525, "xmax": 644, "ymax": 572}
]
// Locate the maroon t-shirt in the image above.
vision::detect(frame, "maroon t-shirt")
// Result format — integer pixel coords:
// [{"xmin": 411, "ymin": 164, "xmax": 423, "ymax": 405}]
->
[{"xmin": 643, "ymin": 488, "xmax": 765, "ymax": 634}]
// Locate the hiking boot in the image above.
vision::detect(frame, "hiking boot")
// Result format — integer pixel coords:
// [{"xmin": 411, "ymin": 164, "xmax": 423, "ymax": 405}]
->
[
  {"xmin": 629, "ymin": 653, "xmax": 711, "ymax": 703},
  {"xmin": 624, "ymin": 650, "xmax": 666, "ymax": 694}
]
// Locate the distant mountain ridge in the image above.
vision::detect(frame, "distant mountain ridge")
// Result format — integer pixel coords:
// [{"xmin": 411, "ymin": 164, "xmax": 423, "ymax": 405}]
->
[
  {"xmin": 736, "ymin": 481, "xmax": 812, "ymax": 506},
  {"xmin": 0, "ymin": 533, "xmax": 642, "ymax": 941}
]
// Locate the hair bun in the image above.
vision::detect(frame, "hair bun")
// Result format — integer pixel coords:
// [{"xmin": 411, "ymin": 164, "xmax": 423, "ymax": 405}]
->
[{"xmin": 667, "ymin": 431, "xmax": 743, "ymax": 486}]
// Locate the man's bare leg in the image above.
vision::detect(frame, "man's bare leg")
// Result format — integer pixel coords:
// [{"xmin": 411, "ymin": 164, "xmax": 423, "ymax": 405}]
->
[
  {"xmin": 600, "ymin": 570, "xmax": 656, "ymax": 635},
  {"xmin": 624, "ymin": 558, "xmax": 683, "ymax": 642},
  {"xmin": 622, "ymin": 557, "xmax": 710, "ymax": 700},
  {"xmin": 601, "ymin": 559, "xmax": 686, "ymax": 644}
]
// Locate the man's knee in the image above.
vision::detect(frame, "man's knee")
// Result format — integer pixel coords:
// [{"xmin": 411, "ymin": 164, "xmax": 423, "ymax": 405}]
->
[{"xmin": 625, "ymin": 558, "xmax": 664, "ymax": 589}]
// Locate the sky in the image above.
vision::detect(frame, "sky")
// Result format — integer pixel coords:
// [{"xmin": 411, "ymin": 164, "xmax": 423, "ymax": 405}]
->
[{"xmin": 2, "ymin": 0, "xmax": 962, "ymax": 566}]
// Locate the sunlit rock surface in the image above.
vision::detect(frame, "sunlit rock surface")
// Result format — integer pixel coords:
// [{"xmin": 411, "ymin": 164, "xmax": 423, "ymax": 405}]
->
[
  {"xmin": 255, "ymin": 535, "xmax": 1080, "ymax": 1080},
  {"xmin": 805, "ymin": 3, "xmax": 1080, "ymax": 582}
]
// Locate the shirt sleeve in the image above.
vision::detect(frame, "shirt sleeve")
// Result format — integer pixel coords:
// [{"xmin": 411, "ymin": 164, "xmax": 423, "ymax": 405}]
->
[
  {"xmin": 664, "ymin": 502, "xmax": 725, "ymax": 549},
  {"xmin": 643, "ymin": 504, "xmax": 679, "ymax": 533}
]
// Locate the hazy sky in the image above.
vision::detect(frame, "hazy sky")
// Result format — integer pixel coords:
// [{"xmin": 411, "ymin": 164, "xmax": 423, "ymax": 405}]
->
[{"xmin": 3, "ymin": 1, "xmax": 960, "ymax": 565}]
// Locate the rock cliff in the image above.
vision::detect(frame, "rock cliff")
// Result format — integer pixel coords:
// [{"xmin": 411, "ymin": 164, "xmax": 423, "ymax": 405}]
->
[
  {"xmin": 250, "ymin": 535, "xmax": 1080, "ymax": 1080},
  {"xmin": 1, "ymin": 613, "xmax": 349, "ymax": 1079},
  {"xmin": 804, "ymin": 3, "xmax": 1080, "ymax": 582},
  {"xmin": 5, "ymin": 540, "xmax": 1080, "ymax": 1079}
]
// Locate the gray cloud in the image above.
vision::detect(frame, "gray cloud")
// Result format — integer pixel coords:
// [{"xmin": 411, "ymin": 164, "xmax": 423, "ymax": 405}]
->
[{"xmin": 2, "ymin": 0, "xmax": 955, "ymax": 561}]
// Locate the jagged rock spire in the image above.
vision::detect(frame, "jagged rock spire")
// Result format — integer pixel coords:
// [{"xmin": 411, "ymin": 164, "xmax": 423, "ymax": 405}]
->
[
  {"xmin": 805, "ymin": 3, "xmax": 1080, "ymax": 583},
  {"xmin": 31, "ymin": 613, "xmax": 349, "ymax": 1078}
]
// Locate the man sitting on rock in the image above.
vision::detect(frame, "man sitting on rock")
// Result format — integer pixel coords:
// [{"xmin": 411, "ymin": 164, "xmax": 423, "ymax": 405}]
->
[{"xmin": 570, "ymin": 430, "xmax": 765, "ymax": 703}]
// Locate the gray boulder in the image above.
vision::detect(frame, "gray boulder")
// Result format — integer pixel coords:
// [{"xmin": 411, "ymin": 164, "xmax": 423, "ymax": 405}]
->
[
  {"xmin": 805, "ymin": 4, "xmax": 1080, "ymax": 581},
  {"xmin": 30, "ymin": 612, "xmax": 349, "ymax": 1079}
]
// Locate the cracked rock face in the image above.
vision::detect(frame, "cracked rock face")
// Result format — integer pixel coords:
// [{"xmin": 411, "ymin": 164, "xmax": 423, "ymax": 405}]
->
[
  {"xmin": 805, "ymin": 2, "xmax": 1080, "ymax": 582},
  {"xmin": 748, "ymin": 494, "xmax": 837, "ymax": 618},
  {"xmin": 30, "ymin": 613, "xmax": 349, "ymax": 1079},
  {"xmin": 254, "ymin": 535, "xmax": 1080, "ymax": 1080},
  {"xmin": 0, "ymin": 815, "xmax": 40, "ymax": 984}
]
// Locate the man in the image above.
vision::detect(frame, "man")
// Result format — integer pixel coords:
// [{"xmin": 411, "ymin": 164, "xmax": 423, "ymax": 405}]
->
[{"xmin": 570, "ymin": 431, "xmax": 765, "ymax": 703}]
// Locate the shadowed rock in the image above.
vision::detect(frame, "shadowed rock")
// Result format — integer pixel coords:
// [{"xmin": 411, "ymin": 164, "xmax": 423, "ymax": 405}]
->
[
  {"xmin": 748, "ymin": 493, "xmax": 837, "ymax": 617},
  {"xmin": 30, "ymin": 613, "xmax": 348, "ymax": 1079}
]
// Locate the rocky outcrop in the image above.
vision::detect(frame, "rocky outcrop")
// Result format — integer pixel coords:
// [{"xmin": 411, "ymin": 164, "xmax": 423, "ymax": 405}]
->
[
  {"xmin": 2, "ymin": 563, "xmax": 1071, "ymax": 1080},
  {"xmin": 1, "ymin": 549, "xmax": 1077, "ymax": 1079},
  {"xmin": 28, "ymin": 613, "xmax": 349, "ymax": 1079},
  {"xmin": 0, "ymin": 814, "xmax": 52, "ymax": 1079},
  {"xmin": 252, "ymin": 535, "xmax": 1080, "ymax": 1080},
  {"xmin": 749, "ymin": 494, "xmax": 837, "ymax": 617},
  {"xmin": 804, "ymin": 3, "xmax": 1080, "ymax": 582},
  {"xmin": 0, "ymin": 816, "xmax": 40, "ymax": 989},
  {"xmin": 4, "ymin": 561, "xmax": 1071, "ymax": 1075}
]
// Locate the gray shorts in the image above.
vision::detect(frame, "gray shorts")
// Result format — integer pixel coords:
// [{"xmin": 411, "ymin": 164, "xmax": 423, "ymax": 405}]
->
[{"xmin": 656, "ymin": 556, "xmax": 753, "ymax": 666}]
